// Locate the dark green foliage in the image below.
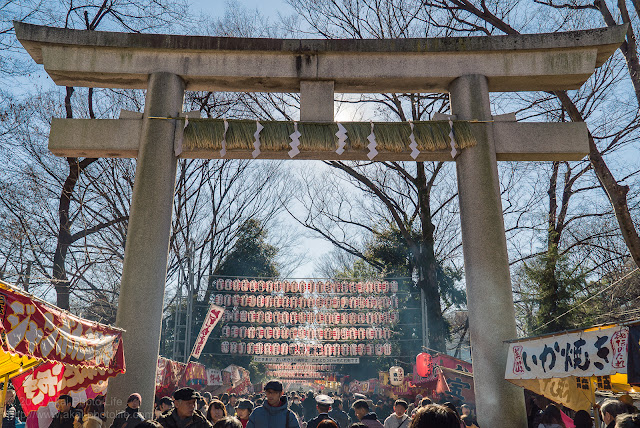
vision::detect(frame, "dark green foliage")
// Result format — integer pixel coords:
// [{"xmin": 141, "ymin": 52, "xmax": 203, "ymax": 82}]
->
[
  {"xmin": 521, "ymin": 247, "xmax": 589, "ymax": 335},
  {"xmin": 216, "ymin": 218, "xmax": 279, "ymax": 278}
]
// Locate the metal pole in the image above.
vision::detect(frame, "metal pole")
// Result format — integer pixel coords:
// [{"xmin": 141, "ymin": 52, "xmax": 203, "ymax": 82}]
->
[{"xmin": 421, "ymin": 288, "xmax": 429, "ymax": 349}]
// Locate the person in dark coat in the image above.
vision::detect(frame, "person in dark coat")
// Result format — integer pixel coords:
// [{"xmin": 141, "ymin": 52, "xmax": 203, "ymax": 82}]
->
[
  {"xmin": 110, "ymin": 393, "xmax": 145, "ymax": 428},
  {"xmin": 157, "ymin": 388, "xmax": 211, "ymax": 428},
  {"xmin": 49, "ymin": 395, "xmax": 76, "ymax": 428},
  {"xmin": 307, "ymin": 395, "xmax": 336, "ymax": 428},
  {"xmin": 303, "ymin": 391, "xmax": 318, "ymax": 422},
  {"xmin": 328, "ymin": 398, "xmax": 349, "ymax": 428}
]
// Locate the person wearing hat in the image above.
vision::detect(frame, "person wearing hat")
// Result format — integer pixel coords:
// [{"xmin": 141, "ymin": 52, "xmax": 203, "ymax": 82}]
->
[
  {"xmin": 246, "ymin": 380, "xmax": 299, "ymax": 428},
  {"xmin": 307, "ymin": 395, "xmax": 336, "ymax": 428},
  {"xmin": 157, "ymin": 388, "xmax": 211, "ymax": 428},
  {"xmin": 234, "ymin": 400, "xmax": 253, "ymax": 428},
  {"xmin": 110, "ymin": 393, "xmax": 145, "ymax": 428}
]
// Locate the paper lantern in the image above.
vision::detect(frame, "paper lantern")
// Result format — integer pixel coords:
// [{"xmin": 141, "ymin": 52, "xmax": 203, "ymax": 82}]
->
[
  {"xmin": 231, "ymin": 326, "xmax": 239, "ymax": 338},
  {"xmin": 340, "ymin": 328, "xmax": 349, "ymax": 340},
  {"xmin": 281, "ymin": 343, "xmax": 289, "ymax": 355},
  {"xmin": 290, "ymin": 312, "xmax": 298, "ymax": 324},
  {"xmin": 247, "ymin": 342, "xmax": 254, "ymax": 354},
  {"xmin": 241, "ymin": 279, "xmax": 249, "ymax": 291},
  {"xmin": 257, "ymin": 280, "xmax": 266, "ymax": 292},
  {"xmin": 416, "ymin": 353, "xmax": 433, "ymax": 378},
  {"xmin": 281, "ymin": 311, "xmax": 290, "ymax": 324},
  {"xmin": 247, "ymin": 327, "xmax": 256, "ymax": 339},
  {"xmin": 275, "ymin": 296, "xmax": 283, "ymax": 308},
  {"xmin": 357, "ymin": 328, "xmax": 365, "ymax": 340},
  {"xmin": 383, "ymin": 343, "xmax": 392, "ymax": 356},
  {"xmin": 222, "ymin": 326, "xmax": 230, "ymax": 337},
  {"xmin": 350, "ymin": 344, "xmax": 357, "ymax": 356},
  {"xmin": 221, "ymin": 341, "xmax": 230, "ymax": 353},
  {"xmin": 248, "ymin": 295, "xmax": 256, "ymax": 307},
  {"xmin": 232, "ymin": 279, "xmax": 240, "ymax": 291},
  {"xmin": 238, "ymin": 342, "xmax": 246, "ymax": 354},
  {"xmin": 264, "ymin": 311, "xmax": 273, "ymax": 323},
  {"xmin": 389, "ymin": 366, "xmax": 404, "ymax": 385},
  {"xmin": 216, "ymin": 279, "xmax": 225, "ymax": 291},
  {"xmin": 239, "ymin": 327, "xmax": 247, "ymax": 339},
  {"xmin": 230, "ymin": 342, "xmax": 238, "ymax": 354},
  {"xmin": 232, "ymin": 295, "xmax": 240, "ymax": 306},
  {"xmin": 281, "ymin": 327, "xmax": 290, "ymax": 339},
  {"xmin": 265, "ymin": 326, "xmax": 273, "ymax": 339},
  {"xmin": 390, "ymin": 281, "xmax": 398, "ymax": 293},
  {"xmin": 255, "ymin": 343, "xmax": 263, "ymax": 355},
  {"xmin": 365, "ymin": 344, "xmax": 374, "ymax": 355},
  {"xmin": 291, "ymin": 281, "xmax": 300, "ymax": 293},
  {"xmin": 273, "ymin": 343, "xmax": 281, "ymax": 355},
  {"xmin": 256, "ymin": 326, "xmax": 265, "ymax": 339},
  {"xmin": 215, "ymin": 294, "xmax": 224, "ymax": 306},
  {"xmin": 257, "ymin": 311, "xmax": 264, "ymax": 323},
  {"xmin": 263, "ymin": 295, "xmax": 272, "ymax": 307},
  {"xmin": 232, "ymin": 311, "xmax": 240, "ymax": 322},
  {"xmin": 224, "ymin": 279, "xmax": 233, "ymax": 291},
  {"xmin": 223, "ymin": 311, "xmax": 232, "ymax": 322},
  {"xmin": 356, "ymin": 344, "xmax": 365, "ymax": 356},
  {"xmin": 374, "ymin": 312, "xmax": 382, "ymax": 324},
  {"xmin": 257, "ymin": 295, "xmax": 265, "ymax": 308},
  {"xmin": 365, "ymin": 297, "xmax": 373, "ymax": 309},
  {"xmin": 357, "ymin": 296, "xmax": 365, "ymax": 308}
]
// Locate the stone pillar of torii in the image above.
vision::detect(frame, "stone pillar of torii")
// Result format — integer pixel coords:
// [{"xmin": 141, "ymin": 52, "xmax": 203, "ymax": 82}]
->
[{"xmin": 15, "ymin": 21, "xmax": 626, "ymax": 428}]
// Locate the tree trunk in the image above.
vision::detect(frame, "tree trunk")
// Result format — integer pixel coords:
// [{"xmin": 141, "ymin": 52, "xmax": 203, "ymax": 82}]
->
[{"xmin": 416, "ymin": 162, "xmax": 447, "ymax": 352}]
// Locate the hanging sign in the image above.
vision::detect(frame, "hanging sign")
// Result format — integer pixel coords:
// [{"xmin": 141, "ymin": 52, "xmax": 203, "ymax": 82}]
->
[
  {"xmin": 12, "ymin": 362, "xmax": 110, "ymax": 416},
  {"xmin": 254, "ymin": 356, "xmax": 360, "ymax": 364},
  {"xmin": 505, "ymin": 326, "xmax": 629, "ymax": 380},
  {"xmin": 191, "ymin": 304, "xmax": 225, "ymax": 359}
]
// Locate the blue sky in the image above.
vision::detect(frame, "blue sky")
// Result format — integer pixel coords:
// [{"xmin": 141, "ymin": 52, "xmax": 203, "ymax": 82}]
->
[{"xmin": 190, "ymin": 0, "xmax": 293, "ymax": 19}]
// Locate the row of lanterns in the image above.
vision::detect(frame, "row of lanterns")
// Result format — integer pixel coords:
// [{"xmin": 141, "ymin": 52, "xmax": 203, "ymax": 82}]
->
[
  {"xmin": 221, "ymin": 310, "xmax": 400, "ymax": 325},
  {"xmin": 221, "ymin": 325, "xmax": 393, "ymax": 340},
  {"xmin": 221, "ymin": 342, "xmax": 393, "ymax": 356},
  {"xmin": 216, "ymin": 279, "xmax": 399, "ymax": 294},
  {"xmin": 214, "ymin": 294, "xmax": 399, "ymax": 309}
]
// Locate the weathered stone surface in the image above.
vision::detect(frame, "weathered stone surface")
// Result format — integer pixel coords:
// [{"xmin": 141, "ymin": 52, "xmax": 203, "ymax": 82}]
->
[{"xmin": 15, "ymin": 22, "xmax": 626, "ymax": 92}]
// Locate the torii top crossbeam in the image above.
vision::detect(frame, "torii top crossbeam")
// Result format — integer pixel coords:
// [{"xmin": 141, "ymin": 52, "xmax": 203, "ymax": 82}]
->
[{"xmin": 14, "ymin": 21, "xmax": 625, "ymax": 93}]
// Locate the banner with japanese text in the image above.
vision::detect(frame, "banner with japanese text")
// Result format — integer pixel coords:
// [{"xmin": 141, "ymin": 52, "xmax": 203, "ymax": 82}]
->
[
  {"xmin": 0, "ymin": 283, "xmax": 125, "ymax": 371},
  {"xmin": 191, "ymin": 304, "xmax": 224, "ymax": 359},
  {"xmin": 506, "ymin": 326, "xmax": 629, "ymax": 380},
  {"xmin": 12, "ymin": 361, "xmax": 110, "ymax": 415}
]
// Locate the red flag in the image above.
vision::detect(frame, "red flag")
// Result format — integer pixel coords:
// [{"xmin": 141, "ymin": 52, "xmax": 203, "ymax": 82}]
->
[
  {"xmin": 435, "ymin": 369, "xmax": 450, "ymax": 394},
  {"xmin": 191, "ymin": 304, "xmax": 224, "ymax": 359}
]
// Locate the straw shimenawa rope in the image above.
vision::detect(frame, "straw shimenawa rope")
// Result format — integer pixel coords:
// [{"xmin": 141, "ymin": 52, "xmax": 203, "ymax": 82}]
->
[{"xmin": 183, "ymin": 119, "xmax": 476, "ymax": 153}]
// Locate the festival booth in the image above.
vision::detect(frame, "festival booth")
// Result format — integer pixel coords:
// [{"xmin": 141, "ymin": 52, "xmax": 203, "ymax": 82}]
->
[
  {"xmin": 0, "ymin": 280, "xmax": 125, "ymax": 428},
  {"xmin": 505, "ymin": 323, "xmax": 640, "ymax": 412}
]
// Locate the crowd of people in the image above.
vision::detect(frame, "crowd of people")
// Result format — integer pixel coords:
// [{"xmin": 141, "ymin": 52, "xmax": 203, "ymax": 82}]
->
[{"xmin": 3, "ymin": 380, "xmax": 639, "ymax": 428}]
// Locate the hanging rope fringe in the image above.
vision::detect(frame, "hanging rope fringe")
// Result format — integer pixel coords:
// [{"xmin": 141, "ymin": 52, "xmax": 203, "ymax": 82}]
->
[
  {"xmin": 182, "ymin": 119, "xmax": 476, "ymax": 155},
  {"xmin": 288, "ymin": 122, "xmax": 301, "ymax": 158},
  {"xmin": 367, "ymin": 121, "xmax": 378, "ymax": 160}
]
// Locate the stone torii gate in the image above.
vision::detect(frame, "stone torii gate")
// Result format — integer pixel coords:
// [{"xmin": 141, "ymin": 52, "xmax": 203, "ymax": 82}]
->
[{"xmin": 15, "ymin": 21, "xmax": 625, "ymax": 427}]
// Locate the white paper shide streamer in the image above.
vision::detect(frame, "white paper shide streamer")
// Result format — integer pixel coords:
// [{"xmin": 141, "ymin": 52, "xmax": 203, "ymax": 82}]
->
[
  {"xmin": 335, "ymin": 123, "xmax": 347, "ymax": 155},
  {"xmin": 252, "ymin": 120, "xmax": 263, "ymax": 158},
  {"xmin": 367, "ymin": 121, "xmax": 378, "ymax": 160},
  {"xmin": 288, "ymin": 122, "xmax": 301, "ymax": 158},
  {"xmin": 448, "ymin": 119, "xmax": 457, "ymax": 159},
  {"xmin": 409, "ymin": 121, "xmax": 419, "ymax": 160},
  {"xmin": 220, "ymin": 118, "xmax": 229, "ymax": 158}
]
